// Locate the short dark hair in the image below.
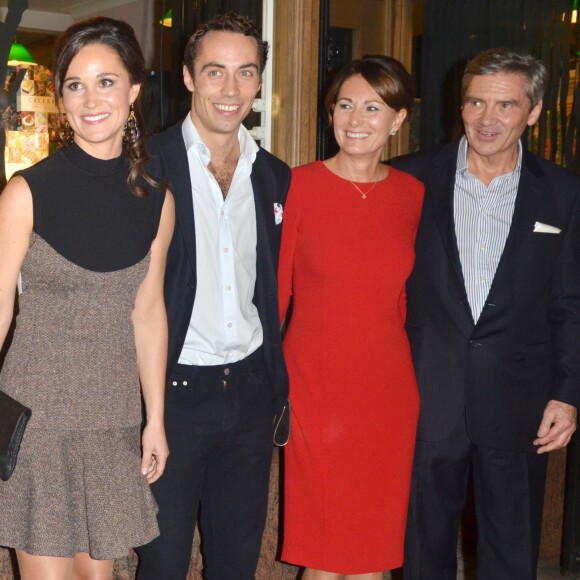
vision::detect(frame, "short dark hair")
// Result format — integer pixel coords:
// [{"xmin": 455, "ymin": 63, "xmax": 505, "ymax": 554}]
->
[
  {"xmin": 324, "ymin": 55, "xmax": 414, "ymax": 125},
  {"xmin": 53, "ymin": 17, "xmax": 161, "ymax": 197},
  {"xmin": 462, "ymin": 48, "xmax": 548, "ymax": 109},
  {"xmin": 183, "ymin": 12, "xmax": 268, "ymax": 77}
]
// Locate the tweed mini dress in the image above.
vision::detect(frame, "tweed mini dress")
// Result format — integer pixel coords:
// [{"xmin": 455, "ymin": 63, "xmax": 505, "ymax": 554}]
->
[{"xmin": 0, "ymin": 143, "xmax": 164, "ymax": 559}]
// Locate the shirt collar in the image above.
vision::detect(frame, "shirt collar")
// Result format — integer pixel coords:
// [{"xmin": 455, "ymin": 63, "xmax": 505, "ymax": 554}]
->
[
  {"xmin": 457, "ymin": 135, "xmax": 523, "ymax": 177},
  {"xmin": 457, "ymin": 136, "xmax": 469, "ymax": 174},
  {"xmin": 181, "ymin": 113, "xmax": 259, "ymax": 168}
]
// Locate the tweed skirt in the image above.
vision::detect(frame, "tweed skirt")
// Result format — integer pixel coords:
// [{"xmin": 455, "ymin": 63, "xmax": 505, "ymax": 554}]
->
[{"xmin": 0, "ymin": 424, "xmax": 159, "ymax": 559}]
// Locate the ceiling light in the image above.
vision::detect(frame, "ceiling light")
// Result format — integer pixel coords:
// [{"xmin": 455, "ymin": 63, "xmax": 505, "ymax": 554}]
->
[
  {"xmin": 160, "ymin": 9, "xmax": 172, "ymax": 27},
  {"xmin": 7, "ymin": 42, "xmax": 37, "ymax": 66}
]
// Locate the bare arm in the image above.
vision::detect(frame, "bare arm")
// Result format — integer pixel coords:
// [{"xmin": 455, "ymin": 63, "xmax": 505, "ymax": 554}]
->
[
  {"xmin": 0, "ymin": 176, "xmax": 33, "ymax": 349},
  {"xmin": 132, "ymin": 191, "xmax": 175, "ymax": 483}
]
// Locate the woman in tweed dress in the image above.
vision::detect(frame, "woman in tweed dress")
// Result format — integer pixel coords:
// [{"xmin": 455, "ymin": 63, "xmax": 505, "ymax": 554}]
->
[{"xmin": 0, "ymin": 18, "xmax": 174, "ymax": 579}]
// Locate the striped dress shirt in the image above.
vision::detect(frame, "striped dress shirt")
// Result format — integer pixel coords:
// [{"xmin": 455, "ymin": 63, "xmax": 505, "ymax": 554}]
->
[{"xmin": 454, "ymin": 137, "xmax": 522, "ymax": 323}]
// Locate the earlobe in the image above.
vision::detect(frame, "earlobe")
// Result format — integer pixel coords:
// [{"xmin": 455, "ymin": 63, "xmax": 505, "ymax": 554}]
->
[
  {"xmin": 129, "ymin": 83, "xmax": 141, "ymax": 104},
  {"xmin": 183, "ymin": 65, "xmax": 195, "ymax": 93},
  {"xmin": 392, "ymin": 109, "xmax": 407, "ymax": 132},
  {"xmin": 528, "ymin": 99, "xmax": 543, "ymax": 126}
]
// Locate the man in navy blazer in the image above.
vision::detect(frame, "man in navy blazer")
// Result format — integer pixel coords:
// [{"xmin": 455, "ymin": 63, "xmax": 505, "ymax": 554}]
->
[
  {"xmin": 392, "ymin": 48, "xmax": 580, "ymax": 579},
  {"xmin": 136, "ymin": 13, "xmax": 289, "ymax": 580}
]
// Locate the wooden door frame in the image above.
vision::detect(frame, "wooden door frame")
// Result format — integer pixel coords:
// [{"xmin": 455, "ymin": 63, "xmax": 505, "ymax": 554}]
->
[
  {"xmin": 271, "ymin": 0, "xmax": 321, "ymax": 166},
  {"xmin": 383, "ymin": 0, "xmax": 413, "ymax": 160},
  {"xmin": 271, "ymin": 0, "xmax": 413, "ymax": 167}
]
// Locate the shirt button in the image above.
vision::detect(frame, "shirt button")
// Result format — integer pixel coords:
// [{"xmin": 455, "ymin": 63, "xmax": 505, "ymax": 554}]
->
[
  {"xmin": 224, "ymin": 248, "xmax": 229, "ymax": 253},
  {"xmin": 224, "ymin": 368, "xmax": 230, "ymax": 376},
  {"xmin": 482, "ymin": 209, "xmax": 488, "ymax": 216},
  {"xmin": 480, "ymin": 275, "xmax": 486, "ymax": 281},
  {"xmin": 172, "ymin": 381, "xmax": 177, "ymax": 386},
  {"xmin": 182, "ymin": 381, "xmax": 188, "ymax": 386},
  {"xmin": 480, "ymin": 242, "xmax": 486, "ymax": 249},
  {"xmin": 226, "ymin": 285, "xmax": 231, "ymax": 291},
  {"xmin": 227, "ymin": 322, "xmax": 233, "ymax": 328}
]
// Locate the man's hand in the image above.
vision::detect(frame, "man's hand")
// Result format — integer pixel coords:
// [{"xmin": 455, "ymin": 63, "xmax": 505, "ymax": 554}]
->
[{"xmin": 533, "ymin": 400, "xmax": 577, "ymax": 454}]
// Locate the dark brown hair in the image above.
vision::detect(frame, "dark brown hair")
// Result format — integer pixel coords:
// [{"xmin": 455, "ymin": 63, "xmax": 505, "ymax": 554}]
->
[
  {"xmin": 183, "ymin": 12, "xmax": 268, "ymax": 77},
  {"xmin": 325, "ymin": 55, "xmax": 414, "ymax": 125},
  {"xmin": 53, "ymin": 16, "xmax": 163, "ymax": 197}
]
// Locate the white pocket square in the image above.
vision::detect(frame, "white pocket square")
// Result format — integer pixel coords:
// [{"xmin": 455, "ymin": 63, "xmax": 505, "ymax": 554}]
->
[
  {"xmin": 533, "ymin": 221, "xmax": 561, "ymax": 234},
  {"xmin": 274, "ymin": 203, "xmax": 283, "ymax": 225}
]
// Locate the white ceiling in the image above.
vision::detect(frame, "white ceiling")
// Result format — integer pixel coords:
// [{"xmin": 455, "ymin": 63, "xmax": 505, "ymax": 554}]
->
[
  {"xmin": 23, "ymin": 1, "xmax": 93, "ymax": 10},
  {"xmin": 0, "ymin": 1, "xmax": 139, "ymax": 31},
  {"xmin": 1, "ymin": 0, "xmax": 158, "ymax": 67}
]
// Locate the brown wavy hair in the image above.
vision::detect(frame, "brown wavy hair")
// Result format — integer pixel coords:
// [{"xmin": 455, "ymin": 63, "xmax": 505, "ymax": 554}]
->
[{"xmin": 53, "ymin": 17, "xmax": 163, "ymax": 197}]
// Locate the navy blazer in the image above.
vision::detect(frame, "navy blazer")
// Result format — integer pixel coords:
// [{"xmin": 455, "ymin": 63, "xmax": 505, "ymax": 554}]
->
[
  {"xmin": 392, "ymin": 141, "xmax": 580, "ymax": 452},
  {"xmin": 149, "ymin": 122, "xmax": 290, "ymax": 414}
]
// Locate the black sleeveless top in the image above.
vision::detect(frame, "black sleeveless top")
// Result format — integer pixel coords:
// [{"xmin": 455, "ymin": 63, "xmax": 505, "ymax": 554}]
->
[{"xmin": 17, "ymin": 142, "xmax": 165, "ymax": 272}]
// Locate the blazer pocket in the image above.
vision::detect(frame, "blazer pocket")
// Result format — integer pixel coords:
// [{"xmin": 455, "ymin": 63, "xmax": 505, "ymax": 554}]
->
[{"xmin": 525, "ymin": 341, "xmax": 553, "ymax": 367}]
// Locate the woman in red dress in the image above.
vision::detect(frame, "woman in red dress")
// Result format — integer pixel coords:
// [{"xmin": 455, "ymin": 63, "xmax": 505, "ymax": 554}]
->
[{"xmin": 278, "ymin": 56, "xmax": 424, "ymax": 579}]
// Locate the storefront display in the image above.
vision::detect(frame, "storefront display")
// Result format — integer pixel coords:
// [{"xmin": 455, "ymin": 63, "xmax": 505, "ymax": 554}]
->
[{"xmin": 4, "ymin": 64, "xmax": 62, "ymax": 179}]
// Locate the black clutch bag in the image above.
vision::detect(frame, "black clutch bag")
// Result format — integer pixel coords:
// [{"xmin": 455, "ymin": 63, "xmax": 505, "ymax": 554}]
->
[
  {"xmin": 0, "ymin": 390, "xmax": 31, "ymax": 481},
  {"xmin": 273, "ymin": 399, "xmax": 291, "ymax": 447}
]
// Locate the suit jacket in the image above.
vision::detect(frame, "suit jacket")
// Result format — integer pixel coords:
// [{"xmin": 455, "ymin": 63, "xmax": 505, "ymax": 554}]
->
[
  {"xmin": 149, "ymin": 122, "xmax": 290, "ymax": 414},
  {"xmin": 392, "ymin": 141, "xmax": 580, "ymax": 452}
]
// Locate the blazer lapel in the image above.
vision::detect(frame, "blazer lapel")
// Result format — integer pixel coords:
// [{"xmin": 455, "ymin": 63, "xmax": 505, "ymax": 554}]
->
[
  {"xmin": 162, "ymin": 127, "xmax": 197, "ymax": 269},
  {"xmin": 480, "ymin": 152, "xmax": 543, "ymax": 319},
  {"xmin": 429, "ymin": 146, "xmax": 471, "ymax": 310},
  {"xmin": 251, "ymin": 151, "xmax": 275, "ymax": 275}
]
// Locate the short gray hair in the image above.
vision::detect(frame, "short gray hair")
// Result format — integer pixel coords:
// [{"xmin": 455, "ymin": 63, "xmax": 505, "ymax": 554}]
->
[{"xmin": 461, "ymin": 48, "xmax": 548, "ymax": 109}]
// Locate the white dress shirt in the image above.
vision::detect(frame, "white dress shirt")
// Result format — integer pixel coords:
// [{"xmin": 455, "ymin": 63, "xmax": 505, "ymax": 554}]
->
[
  {"xmin": 454, "ymin": 136, "xmax": 522, "ymax": 322},
  {"xmin": 178, "ymin": 114, "xmax": 263, "ymax": 365}
]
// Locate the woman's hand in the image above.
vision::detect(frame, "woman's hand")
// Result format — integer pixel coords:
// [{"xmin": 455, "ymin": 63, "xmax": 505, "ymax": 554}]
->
[{"xmin": 141, "ymin": 421, "xmax": 169, "ymax": 483}]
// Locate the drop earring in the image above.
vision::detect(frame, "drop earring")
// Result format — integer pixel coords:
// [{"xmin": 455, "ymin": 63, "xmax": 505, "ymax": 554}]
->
[
  {"xmin": 123, "ymin": 103, "xmax": 140, "ymax": 144},
  {"xmin": 60, "ymin": 116, "xmax": 74, "ymax": 146}
]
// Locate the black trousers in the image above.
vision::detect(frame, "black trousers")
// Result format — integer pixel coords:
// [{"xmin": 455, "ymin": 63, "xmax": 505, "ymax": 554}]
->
[
  {"xmin": 136, "ymin": 348, "xmax": 274, "ymax": 580},
  {"xmin": 403, "ymin": 413, "xmax": 548, "ymax": 580}
]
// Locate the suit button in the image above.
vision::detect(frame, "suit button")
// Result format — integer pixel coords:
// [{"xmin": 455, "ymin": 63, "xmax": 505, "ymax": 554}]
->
[{"xmin": 469, "ymin": 340, "xmax": 481, "ymax": 348}]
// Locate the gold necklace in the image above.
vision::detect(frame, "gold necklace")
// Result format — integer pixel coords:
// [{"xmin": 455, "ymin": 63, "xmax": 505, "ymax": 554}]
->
[{"xmin": 349, "ymin": 175, "xmax": 379, "ymax": 199}]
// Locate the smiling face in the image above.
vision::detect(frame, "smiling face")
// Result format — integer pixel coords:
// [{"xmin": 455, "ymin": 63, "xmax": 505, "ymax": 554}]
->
[
  {"xmin": 183, "ymin": 31, "xmax": 261, "ymax": 148},
  {"xmin": 62, "ymin": 43, "xmax": 140, "ymax": 159},
  {"xmin": 332, "ymin": 74, "xmax": 406, "ymax": 161},
  {"xmin": 461, "ymin": 72, "xmax": 542, "ymax": 170}
]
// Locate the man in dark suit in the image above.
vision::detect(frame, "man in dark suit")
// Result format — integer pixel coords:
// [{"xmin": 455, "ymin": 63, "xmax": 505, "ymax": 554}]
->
[
  {"xmin": 136, "ymin": 13, "xmax": 290, "ymax": 580},
  {"xmin": 392, "ymin": 48, "xmax": 580, "ymax": 579}
]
